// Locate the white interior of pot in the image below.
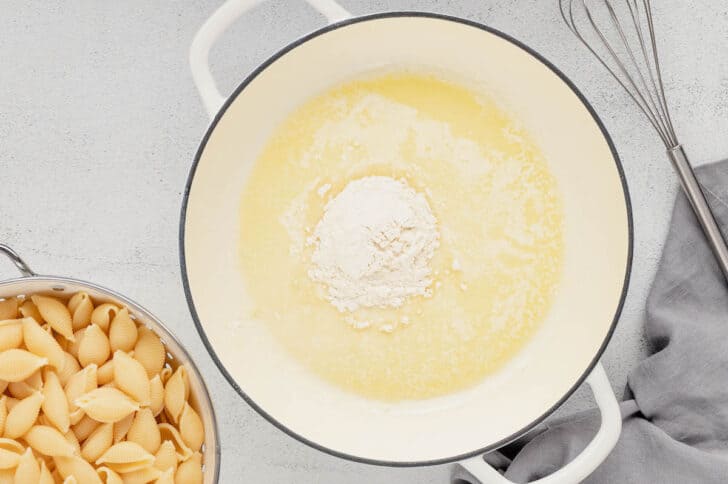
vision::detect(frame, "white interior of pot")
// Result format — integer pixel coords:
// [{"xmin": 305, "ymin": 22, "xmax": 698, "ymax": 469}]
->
[
  {"xmin": 0, "ymin": 277, "xmax": 219, "ymax": 481},
  {"xmin": 183, "ymin": 16, "xmax": 630, "ymax": 463}
]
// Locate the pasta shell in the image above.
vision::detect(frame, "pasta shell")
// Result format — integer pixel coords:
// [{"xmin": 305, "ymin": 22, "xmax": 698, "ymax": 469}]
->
[
  {"xmin": 23, "ymin": 317, "xmax": 66, "ymax": 370},
  {"xmin": 18, "ymin": 300, "xmax": 43, "ymax": 323},
  {"xmin": 113, "ymin": 412, "xmax": 134, "ymax": 443},
  {"xmin": 78, "ymin": 324, "xmax": 111, "ymax": 367},
  {"xmin": 68, "ymin": 292, "xmax": 93, "ymax": 331},
  {"xmin": 14, "ymin": 447, "xmax": 40, "ymax": 484},
  {"xmin": 127, "ymin": 408, "xmax": 161, "ymax": 454},
  {"xmin": 39, "ymin": 459, "xmax": 54, "ymax": 484},
  {"xmin": 159, "ymin": 366, "xmax": 172, "ymax": 384},
  {"xmin": 0, "ymin": 299, "xmax": 18, "ymax": 320},
  {"xmin": 113, "ymin": 351, "xmax": 150, "ymax": 405},
  {"xmin": 133, "ymin": 327, "xmax": 166, "ymax": 378},
  {"xmin": 109, "ymin": 308, "xmax": 138, "ymax": 353},
  {"xmin": 95, "ymin": 441, "xmax": 154, "ymax": 473},
  {"xmin": 72, "ymin": 414, "xmax": 100, "ymax": 442},
  {"xmin": 8, "ymin": 380, "xmax": 35, "ymax": 400},
  {"xmin": 25, "ymin": 425, "xmax": 76, "ymax": 457},
  {"xmin": 64, "ymin": 429, "xmax": 81, "ymax": 454},
  {"xmin": 91, "ymin": 304, "xmax": 121, "ymax": 333},
  {"xmin": 0, "ymin": 397, "xmax": 6, "ymax": 436},
  {"xmin": 42, "ymin": 369, "xmax": 70, "ymax": 433},
  {"xmin": 149, "ymin": 375, "xmax": 164, "ymax": 417},
  {"xmin": 57, "ymin": 352, "xmax": 80, "ymax": 387},
  {"xmin": 0, "ymin": 319, "xmax": 23, "ymax": 351},
  {"xmin": 74, "ymin": 387, "xmax": 139, "ymax": 424},
  {"xmin": 0, "ymin": 438, "xmax": 24, "ymax": 469},
  {"xmin": 120, "ymin": 466, "xmax": 161, "ymax": 483},
  {"xmin": 97, "ymin": 466, "xmax": 123, "ymax": 484},
  {"xmin": 4, "ymin": 390, "xmax": 44, "ymax": 439},
  {"xmin": 174, "ymin": 451, "xmax": 202, "ymax": 484},
  {"xmin": 67, "ymin": 328, "xmax": 85, "ymax": 360},
  {"xmin": 54, "ymin": 455, "xmax": 102, "ymax": 484},
  {"xmin": 155, "ymin": 467, "xmax": 174, "ymax": 484},
  {"xmin": 0, "ymin": 349, "xmax": 47, "ymax": 382},
  {"xmin": 81, "ymin": 422, "xmax": 113, "ymax": 463},
  {"xmin": 153, "ymin": 440, "xmax": 177, "ymax": 473},
  {"xmin": 163, "ymin": 367, "xmax": 188, "ymax": 424},
  {"xmin": 98, "ymin": 360, "xmax": 115, "ymax": 385},
  {"xmin": 64, "ymin": 364, "xmax": 98, "ymax": 417},
  {"xmin": 24, "ymin": 368, "xmax": 42, "ymax": 390},
  {"xmin": 31, "ymin": 295, "xmax": 74, "ymax": 342},
  {"xmin": 157, "ymin": 424, "xmax": 192, "ymax": 462},
  {"xmin": 178, "ymin": 403, "xmax": 204, "ymax": 452}
]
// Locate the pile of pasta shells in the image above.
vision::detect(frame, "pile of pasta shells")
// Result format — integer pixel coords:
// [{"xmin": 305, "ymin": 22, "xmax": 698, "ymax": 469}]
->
[{"xmin": 0, "ymin": 292, "xmax": 205, "ymax": 483}]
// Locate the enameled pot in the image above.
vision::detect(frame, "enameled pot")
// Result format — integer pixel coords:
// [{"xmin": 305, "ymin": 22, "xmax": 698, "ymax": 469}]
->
[{"xmin": 181, "ymin": 1, "xmax": 632, "ymax": 482}]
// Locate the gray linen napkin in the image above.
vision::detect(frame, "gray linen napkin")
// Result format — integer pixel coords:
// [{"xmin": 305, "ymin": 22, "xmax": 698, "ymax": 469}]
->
[{"xmin": 453, "ymin": 160, "xmax": 728, "ymax": 483}]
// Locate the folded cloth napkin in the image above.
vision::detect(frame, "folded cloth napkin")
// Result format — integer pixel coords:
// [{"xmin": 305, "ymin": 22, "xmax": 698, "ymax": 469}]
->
[{"xmin": 453, "ymin": 160, "xmax": 728, "ymax": 483}]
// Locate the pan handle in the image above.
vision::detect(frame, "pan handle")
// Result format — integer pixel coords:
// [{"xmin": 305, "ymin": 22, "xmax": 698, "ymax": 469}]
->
[
  {"xmin": 0, "ymin": 244, "xmax": 36, "ymax": 278},
  {"xmin": 457, "ymin": 363, "xmax": 621, "ymax": 484},
  {"xmin": 190, "ymin": 0, "xmax": 351, "ymax": 120}
]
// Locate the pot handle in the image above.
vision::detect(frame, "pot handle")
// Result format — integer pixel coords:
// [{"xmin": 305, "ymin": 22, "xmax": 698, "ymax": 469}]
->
[
  {"xmin": 0, "ymin": 244, "xmax": 36, "ymax": 278},
  {"xmin": 458, "ymin": 363, "xmax": 621, "ymax": 484},
  {"xmin": 190, "ymin": 0, "xmax": 352, "ymax": 120}
]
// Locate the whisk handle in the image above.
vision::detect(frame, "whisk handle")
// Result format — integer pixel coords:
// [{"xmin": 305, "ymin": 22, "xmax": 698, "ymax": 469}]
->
[{"xmin": 668, "ymin": 145, "xmax": 728, "ymax": 281}]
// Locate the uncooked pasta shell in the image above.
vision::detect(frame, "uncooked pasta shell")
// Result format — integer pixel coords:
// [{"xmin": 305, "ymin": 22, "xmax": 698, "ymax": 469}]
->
[
  {"xmin": 75, "ymin": 387, "xmax": 139, "ymax": 424},
  {"xmin": 81, "ymin": 422, "xmax": 113, "ymax": 463},
  {"xmin": 0, "ymin": 349, "xmax": 47, "ymax": 382},
  {"xmin": 31, "ymin": 295, "xmax": 74, "ymax": 342},
  {"xmin": 108, "ymin": 308, "xmax": 138, "ymax": 353},
  {"xmin": 18, "ymin": 301, "xmax": 43, "ymax": 323},
  {"xmin": 54, "ymin": 455, "xmax": 103, "ymax": 484},
  {"xmin": 133, "ymin": 327, "xmax": 166, "ymax": 378},
  {"xmin": 0, "ymin": 438, "xmax": 25, "ymax": 469},
  {"xmin": 113, "ymin": 412, "xmax": 135, "ymax": 443},
  {"xmin": 163, "ymin": 366, "xmax": 188, "ymax": 424},
  {"xmin": 126, "ymin": 408, "xmax": 161, "ymax": 454},
  {"xmin": 97, "ymin": 360, "xmax": 114, "ymax": 385},
  {"xmin": 64, "ymin": 364, "xmax": 98, "ymax": 416},
  {"xmin": 95, "ymin": 441, "xmax": 155, "ymax": 474},
  {"xmin": 64, "ymin": 429, "xmax": 81, "ymax": 454},
  {"xmin": 72, "ymin": 413, "xmax": 101, "ymax": 442},
  {"xmin": 113, "ymin": 351, "xmax": 150, "ymax": 405},
  {"xmin": 96, "ymin": 466, "xmax": 123, "ymax": 484},
  {"xmin": 14, "ymin": 447, "xmax": 40, "ymax": 484},
  {"xmin": 90, "ymin": 303, "xmax": 120, "ymax": 333},
  {"xmin": 25, "ymin": 425, "xmax": 76, "ymax": 457},
  {"xmin": 0, "ymin": 319, "xmax": 23, "ymax": 352},
  {"xmin": 149, "ymin": 375, "xmax": 164, "ymax": 417},
  {"xmin": 38, "ymin": 459, "xmax": 54, "ymax": 484},
  {"xmin": 22, "ymin": 317, "xmax": 65, "ymax": 371},
  {"xmin": 57, "ymin": 352, "xmax": 80, "ymax": 387},
  {"xmin": 4, "ymin": 390, "xmax": 44, "ymax": 439},
  {"xmin": 175, "ymin": 451, "xmax": 203, "ymax": 484},
  {"xmin": 157, "ymin": 423, "xmax": 192, "ymax": 462},
  {"xmin": 41, "ymin": 369, "xmax": 70, "ymax": 433},
  {"xmin": 179, "ymin": 402, "xmax": 204, "ymax": 452},
  {"xmin": 68, "ymin": 292, "xmax": 93, "ymax": 331},
  {"xmin": 153, "ymin": 440, "xmax": 177, "ymax": 473},
  {"xmin": 78, "ymin": 324, "xmax": 111, "ymax": 368}
]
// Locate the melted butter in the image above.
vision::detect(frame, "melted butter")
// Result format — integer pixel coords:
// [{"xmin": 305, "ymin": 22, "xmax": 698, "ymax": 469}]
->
[{"xmin": 239, "ymin": 73, "xmax": 563, "ymax": 401}]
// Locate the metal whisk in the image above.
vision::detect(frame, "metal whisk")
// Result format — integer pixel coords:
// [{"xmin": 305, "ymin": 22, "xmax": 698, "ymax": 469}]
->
[{"xmin": 560, "ymin": 0, "xmax": 728, "ymax": 281}]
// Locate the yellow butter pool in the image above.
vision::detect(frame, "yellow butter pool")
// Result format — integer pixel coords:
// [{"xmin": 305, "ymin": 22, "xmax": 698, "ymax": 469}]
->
[{"xmin": 239, "ymin": 72, "xmax": 563, "ymax": 401}]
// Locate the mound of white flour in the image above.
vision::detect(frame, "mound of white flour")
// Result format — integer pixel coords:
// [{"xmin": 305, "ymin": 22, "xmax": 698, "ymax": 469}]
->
[{"xmin": 308, "ymin": 176, "xmax": 439, "ymax": 312}]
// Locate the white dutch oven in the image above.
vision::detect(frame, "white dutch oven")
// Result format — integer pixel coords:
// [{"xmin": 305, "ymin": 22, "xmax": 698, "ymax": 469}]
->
[{"xmin": 181, "ymin": 1, "xmax": 632, "ymax": 482}]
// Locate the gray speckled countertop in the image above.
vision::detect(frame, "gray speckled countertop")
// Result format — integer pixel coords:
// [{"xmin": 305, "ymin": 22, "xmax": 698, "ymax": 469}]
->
[{"xmin": 2, "ymin": 1, "xmax": 727, "ymax": 482}]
